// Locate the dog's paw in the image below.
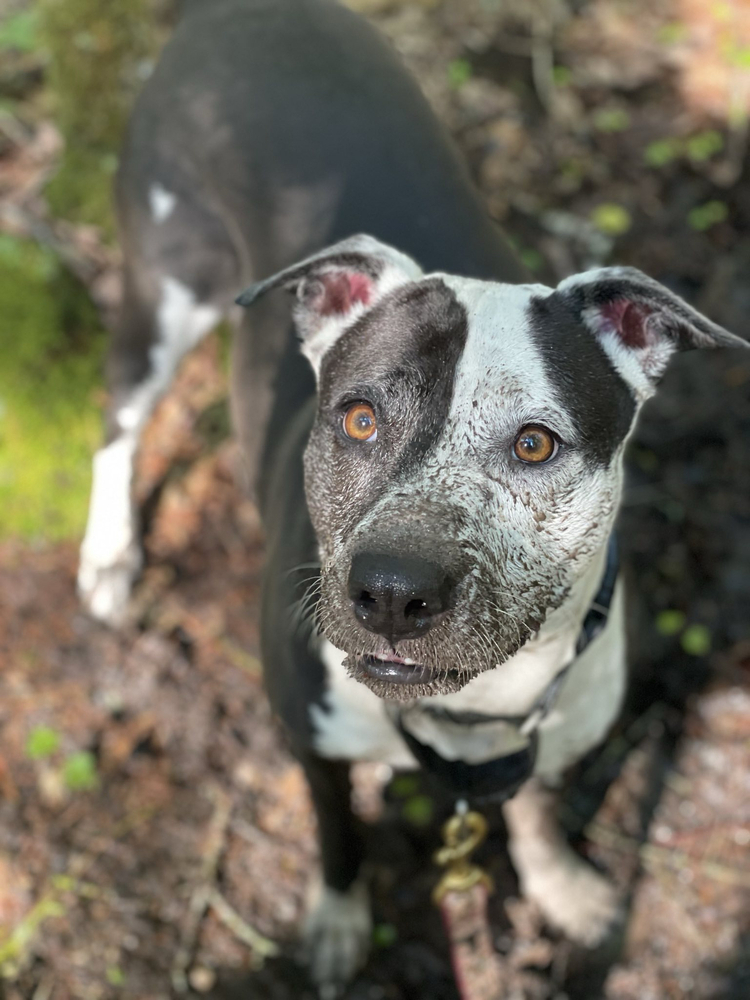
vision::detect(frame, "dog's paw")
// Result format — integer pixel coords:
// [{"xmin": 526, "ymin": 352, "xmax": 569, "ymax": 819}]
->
[
  {"xmin": 303, "ymin": 880, "xmax": 372, "ymax": 990},
  {"xmin": 77, "ymin": 545, "xmax": 142, "ymax": 626},
  {"xmin": 523, "ymin": 857, "xmax": 622, "ymax": 947}
]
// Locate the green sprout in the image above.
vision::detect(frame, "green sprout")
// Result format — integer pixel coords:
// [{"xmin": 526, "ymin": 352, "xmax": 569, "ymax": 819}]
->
[
  {"xmin": 681, "ymin": 624, "xmax": 712, "ymax": 657},
  {"xmin": 655, "ymin": 610, "xmax": 686, "ymax": 637},
  {"xmin": 686, "ymin": 130, "xmax": 724, "ymax": 163},
  {"xmin": 591, "ymin": 203, "xmax": 632, "ymax": 236},
  {"xmin": 26, "ymin": 726, "xmax": 61, "ymax": 760},
  {"xmin": 687, "ymin": 200, "xmax": 728, "ymax": 231},
  {"xmin": 447, "ymin": 59, "xmax": 472, "ymax": 90},
  {"xmin": 593, "ymin": 108, "xmax": 631, "ymax": 133},
  {"xmin": 63, "ymin": 751, "xmax": 99, "ymax": 791},
  {"xmin": 644, "ymin": 138, "xmax": 682, "ymax": 168}
]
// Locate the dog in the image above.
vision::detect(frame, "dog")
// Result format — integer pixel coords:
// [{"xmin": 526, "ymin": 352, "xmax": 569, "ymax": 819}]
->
[{"xmin": 77, "ymin": 0, "xmax": 748, "ymax": 987}]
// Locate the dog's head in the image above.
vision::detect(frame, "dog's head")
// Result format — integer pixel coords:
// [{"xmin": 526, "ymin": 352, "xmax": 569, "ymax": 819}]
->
[{"xmin": 239, "ymin": 235, "xmax": 746, "ymax": 700}]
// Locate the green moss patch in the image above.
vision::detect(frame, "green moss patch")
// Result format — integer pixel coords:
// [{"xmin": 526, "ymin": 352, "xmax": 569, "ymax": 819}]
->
[
  {"xmin": 38, "ymin": 0, "xmax": 154, "ymax": 234},
  {"xmin": 0, "ymin": 235, "xmax": 105, "ymax": 540}
]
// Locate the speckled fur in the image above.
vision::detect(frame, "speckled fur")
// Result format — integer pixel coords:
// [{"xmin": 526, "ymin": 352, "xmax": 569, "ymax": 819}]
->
[{"xmin": 302, "ymin": 260, "xmax": 626, "ymax": 701}]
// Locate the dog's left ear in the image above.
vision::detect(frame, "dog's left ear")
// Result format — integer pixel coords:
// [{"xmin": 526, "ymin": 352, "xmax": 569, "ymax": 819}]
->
[
  {"xmin": 236, "ymin": 234, "xmax": 423, "ymax": 372},
  {"xmin": 556, "ymin": 267, "xmax": 747, "ymax": 400}
]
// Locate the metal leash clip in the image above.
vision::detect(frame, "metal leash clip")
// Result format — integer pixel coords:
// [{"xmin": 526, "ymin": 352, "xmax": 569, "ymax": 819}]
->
[{"xmin": 433, "ymin": 801, "xmax": 493, "ymax": 905}]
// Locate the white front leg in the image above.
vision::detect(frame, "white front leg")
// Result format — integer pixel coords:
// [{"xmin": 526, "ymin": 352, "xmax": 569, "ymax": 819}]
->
[
  {"xmin": 503, "ymin": 778, "xmax": 622, "ymax": 946},
  {"xmin": 78, "ymin": 434, "xmax": 141, "ymax": 625}
]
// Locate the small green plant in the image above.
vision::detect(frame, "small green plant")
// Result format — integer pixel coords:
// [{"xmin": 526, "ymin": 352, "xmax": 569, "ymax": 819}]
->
[
  {"xmin": 401, "ymin": 794, "xmax": 434, "ymax": 827},
  {"xmin": 0, "ymin": 10, "xmax": 40, "ymax": 52},
  {"xmin": 591, "ymin": 203, "xmax": 632, "ymax": 236},
  {"xmin": 644, "ymin": 138, "xmax": 682, "ymax": 168},
  {"xmin": 390, "ymin": 774, "xmax": 420, "ymax": 798},
  {"xmin": 372, "ymin": 924, "xmax": 398, "ymax": 949},
  {"xmin": 680, "ymin": 624, "xmax": 712, "ymax": 657},
  {"xmin": 447, "ymin": 58, "xmax": 472, "ymax": 89},
  {"xmin": 106, "ymin": 966, "xmax": 126, "ymax": 987},
  {"xmin": 63, "ymin": 751, "xmax": 99, "ymax": 791},
  {"xmin": 656, "ymin": 610, "xmax": 686, "ymax": 637},
  {"xmin": 520, "ymin": 248, "xmax": 544, "ymax": 272},
  {"xmin": 26, "ymin": 726, "xmax": 61, "ymax": 760},
  {"xmin": 727, "ymin": 45, "xmax": 750, "ymax": 69},
  {"xmin": 688, "ymin": 200, "xmax": 728, "ymax": 231},
  {"xmin": 657, "ymin": 22, "xmax": 687, "ymax": 45},
  {"xmin": 686, "ymin": 130, "xmax": 724, "ymax": 163},
  {"xmin": 593, "ymin": 107, "xmax": 630, "ymax": 133},
  {"xmin": 552, "ymin": 66, "xmax": 572, "ymax": 86}
]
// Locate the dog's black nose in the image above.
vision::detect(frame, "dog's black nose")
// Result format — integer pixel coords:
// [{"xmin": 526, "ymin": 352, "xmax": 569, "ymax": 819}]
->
[{"xmin": 348, "ymin": 552, "xmax": 453, "ymax": 642}]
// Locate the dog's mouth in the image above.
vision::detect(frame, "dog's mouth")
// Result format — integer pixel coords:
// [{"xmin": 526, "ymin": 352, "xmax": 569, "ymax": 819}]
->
[
  {"xmin": 361, "ymin": 653, "xmax": 434, "ymax": 684},
  {"xmin": 348, "ymin": 652, "xmax": 463, "ymax": 699}
]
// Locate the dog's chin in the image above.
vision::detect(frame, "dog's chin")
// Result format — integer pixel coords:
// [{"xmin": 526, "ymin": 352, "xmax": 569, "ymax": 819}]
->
[{"xmin": 345, "ymin": 653, "xmax": 469, "ymax": 701}]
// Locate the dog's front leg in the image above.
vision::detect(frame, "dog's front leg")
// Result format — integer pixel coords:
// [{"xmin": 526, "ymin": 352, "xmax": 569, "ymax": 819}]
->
[
  {"xmin": 299, "ymin": 751, "xmax": 371, "ymax": 987},
  {"xmin": 503, "ymin": 777, "xmax": 621, "ymax": 946}
]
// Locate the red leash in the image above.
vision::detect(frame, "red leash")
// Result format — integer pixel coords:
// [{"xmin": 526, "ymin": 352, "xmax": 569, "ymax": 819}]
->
[{"xmin": 433, "ymin": 803, "xmax": 506, "ymax": 1000}]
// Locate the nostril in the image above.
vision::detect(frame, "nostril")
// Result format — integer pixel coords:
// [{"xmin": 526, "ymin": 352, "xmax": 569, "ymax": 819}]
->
[
  {"xmin": 357, "ymin": 590, "xmax": 377, "ymax": 608},
  {"xmin": 404, "ymin": 598, "xmax": 428, "ymax": 620}
]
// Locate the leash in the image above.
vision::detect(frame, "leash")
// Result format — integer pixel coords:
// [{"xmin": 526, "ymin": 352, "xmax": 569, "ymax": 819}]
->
[
  {"xmin": 416, "ymin": 539, "xmax": 619, "ymax": 999},
  {"xmin": 433, "ymin": 800, "xmax": 505, "ymax": 1000}
]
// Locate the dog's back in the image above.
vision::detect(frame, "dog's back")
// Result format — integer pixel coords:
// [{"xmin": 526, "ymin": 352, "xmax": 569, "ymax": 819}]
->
[{"xmin": 119, "ymin": 0, "xmax": 521, "ymax": 286}]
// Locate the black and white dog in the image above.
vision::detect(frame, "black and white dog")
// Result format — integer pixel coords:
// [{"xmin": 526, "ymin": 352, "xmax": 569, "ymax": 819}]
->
[{"xmin": 78, "ymin": 0, "xmax": 747, "ymax": 987}]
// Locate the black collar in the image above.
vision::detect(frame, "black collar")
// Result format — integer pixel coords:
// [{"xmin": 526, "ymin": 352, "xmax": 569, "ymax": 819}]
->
[{"xmin": 396, "ymin": 537, "xmax": 619, "ymax": 803}]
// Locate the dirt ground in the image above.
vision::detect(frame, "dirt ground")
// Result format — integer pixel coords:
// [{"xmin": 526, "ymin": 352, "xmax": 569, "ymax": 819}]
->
[{"xmin": 1, "ymin": 1, "xmax": 750, "ymax": 998}]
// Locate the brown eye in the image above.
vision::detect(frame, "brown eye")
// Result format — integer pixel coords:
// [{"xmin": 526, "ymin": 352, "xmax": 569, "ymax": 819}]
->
[
  {"xmin": 343, "ymin": 402, "xmax": 377, "ymax": 442},
  {"xmin": 513, "ymin": 425, "xmax": 558, "ymax": 464}
]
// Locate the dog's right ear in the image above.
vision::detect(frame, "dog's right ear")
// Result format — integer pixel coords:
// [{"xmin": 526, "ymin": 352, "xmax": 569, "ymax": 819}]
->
[{"xmin": 236, "ymin": 234, "xmax": 423, "ymax": 373}]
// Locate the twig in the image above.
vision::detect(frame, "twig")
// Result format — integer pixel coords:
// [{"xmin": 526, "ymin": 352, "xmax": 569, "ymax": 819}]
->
[
  {"xmin": 531, "ymin": 18, "xmax": 555, "ymax": 114},
  {"xmin": 171, "ymin": 785, "xmax": 233, "ymax": 994},
  {"xmin": 207, "ymin": 888, "xmax": 280, "ymax": 964}
]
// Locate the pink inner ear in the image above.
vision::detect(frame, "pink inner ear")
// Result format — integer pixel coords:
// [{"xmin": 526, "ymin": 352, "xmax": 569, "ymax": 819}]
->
[
  {"xmin": 317, "ymin": 271, "xmax": 373, "ymax": 316},
  {"xmin": 600, "ymin": 299, "xmax": 654, "ymax": 349}
]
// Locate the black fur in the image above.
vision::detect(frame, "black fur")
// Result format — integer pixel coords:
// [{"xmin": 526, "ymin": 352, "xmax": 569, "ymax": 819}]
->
[{"xmin": 530, "ymin": 292, "xmax": 637, "ymax": 466}]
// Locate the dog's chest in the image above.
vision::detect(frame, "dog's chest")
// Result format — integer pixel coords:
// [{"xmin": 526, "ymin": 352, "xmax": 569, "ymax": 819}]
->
[{"xmin": 308, "ymin": 586, "xmax": 627, "ymax": 781}]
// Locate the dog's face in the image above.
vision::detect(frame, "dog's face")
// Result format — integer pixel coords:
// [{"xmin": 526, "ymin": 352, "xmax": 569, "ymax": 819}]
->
[{"xmin": 239, "ymin": 235, "xmax": 746, "ymax": 700}]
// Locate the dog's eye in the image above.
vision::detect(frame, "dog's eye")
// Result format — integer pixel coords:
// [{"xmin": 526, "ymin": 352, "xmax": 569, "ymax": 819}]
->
[
  {"xmin": 343, "ymin": 402, "xmax": 377, "ymax": 442},
  {"xmin": 513, "ymin": 425, "xmax": 558, "ymax": 464}
]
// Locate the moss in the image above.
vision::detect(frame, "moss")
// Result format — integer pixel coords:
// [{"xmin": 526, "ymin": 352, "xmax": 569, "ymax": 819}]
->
[
  {"xmin": 38, "ymin": 0, "xmax": 155, "ymax": 233},
  {"xmin": 45, "ymin": 146, "xmax": 120, "ymax": 234},
  {"xmin": 0, "ymin": 235, "xmax": 105, "ymax": 540}
]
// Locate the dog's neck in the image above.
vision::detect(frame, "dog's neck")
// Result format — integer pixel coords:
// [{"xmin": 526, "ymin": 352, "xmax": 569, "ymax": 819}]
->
[{"xmin": 419, "ymin": 540, "xmax": 610, "ymax": 718}]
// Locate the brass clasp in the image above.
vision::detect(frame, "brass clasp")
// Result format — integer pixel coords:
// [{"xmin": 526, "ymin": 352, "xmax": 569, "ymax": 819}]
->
[{"xmin": 432, "ymin": 805, "xmax": 493, "ymax": 905}]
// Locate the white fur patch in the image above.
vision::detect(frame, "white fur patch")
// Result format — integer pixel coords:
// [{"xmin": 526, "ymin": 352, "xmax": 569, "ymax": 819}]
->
[
  {"xmin": 535, "ymin": 582, "xmax": 626, "ymax": 779},
  {"xmin": 78, "ymin": 434, "xmax": 141, "ymax": 623},
  {"xmin": 435, "ymin": 275, "xmax": 576, "ymax": 445},
  {"xmin": 80, "ymin": 435, "xmax": 137, "ymax": 567},
  {"xmin": 117, "ymin": 276, "xmax": 220, "ymax": 432},
  {"xmin": 503, "ymin": 778, "xmax": 622, "ymax": 944},
  {"xmin": 311, "ymin": 641, "xmax": 416, "ymax": 768},
  {"xmin": 313, "ymin": 551, "xmax": 626, "ymax": 785},
  {"xmin": 149, "ymin": 183, "xmax": 177, "ymax": 224},
  {"xmin": 304, "ymin": 878, "xmax": 372, "ymax": 986},
  {"xmin": 80, "ymin": 276, "xmax": 219, "ymax": 623}
]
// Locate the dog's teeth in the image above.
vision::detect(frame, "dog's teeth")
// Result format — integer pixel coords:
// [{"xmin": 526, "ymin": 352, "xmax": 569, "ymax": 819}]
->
[{"xmin": 403, "ymin": 658, "xmax": 416, "ymax": 665}]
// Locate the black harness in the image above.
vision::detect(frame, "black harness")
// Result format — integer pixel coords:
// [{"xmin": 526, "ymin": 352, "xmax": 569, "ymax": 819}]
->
[{"xmin": 396, "ymin": 539, "xmax": 619, "ymax": 803}]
